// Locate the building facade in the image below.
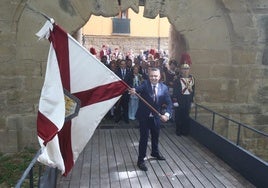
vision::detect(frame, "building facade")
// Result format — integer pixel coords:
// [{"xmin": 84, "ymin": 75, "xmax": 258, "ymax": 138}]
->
[{"xmin": 82, "ymin": 6, "xmax": 170, "ymax": 57}]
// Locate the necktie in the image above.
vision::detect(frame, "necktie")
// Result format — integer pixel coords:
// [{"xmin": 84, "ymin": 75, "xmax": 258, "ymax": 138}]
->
[
  {"xmin": 153, "ymin": 85, "xmax": 156, "ymax": 102},
  {"xmin": 122, "ymin": 69, "xmax": 125, "ymax": 79}
]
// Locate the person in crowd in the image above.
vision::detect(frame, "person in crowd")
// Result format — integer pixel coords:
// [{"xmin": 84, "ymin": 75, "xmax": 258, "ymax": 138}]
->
[
  {"xmin": 105, "ymin": 59, "xmax": 118, "ymax": 119},
  {"xmin": 139, "ymin": 58, "xmax": 149, "ymax": 80},
  {"xmin": 147, "ymin": 53, "xmax": 154, "ymax": 62},
  {"xmin": 99, "ymin": 44, "xmax": 107, "ymax": 60},
  {"xmin": 172, "ymin": 53, "xmax": 195, "ymax": 136},
  {"xmin": 128, "ymin": 65, "xmax": 144, "ymax": 120},
  {"xmin": 154, "ymin": 59, "xmax": 166, "ymax": 83},
  {"xmin": 133, "ymin": 57, "xmax": 141, "ymax": 67},
  {"xmin": 129, "ymin": 67, "xmax": 172, "ymax": 171},
  {"xmin": 126, "ymin": 58, "xmax": 133, "ymax": 72},
  {"xmin": 89, "ymin": 47, "xmax": 97, "ymax": 58},
  {"xmin": 113, "ymin": 47, "xmax": 120, "ymax": 58},
  {"xmin": 164, "ymin": 59, "xmax": 178, "ymax": 96},
  {"xmin": 114, "ymin": 59, "xmax": 132, "ymax": 123},
  {"xmin": 108, "ymin": 59, "xmax": 118, "ymax": 72},
  {"xmin": 100, "ymin": 55, "xmax": 109, "ymax": 67}
]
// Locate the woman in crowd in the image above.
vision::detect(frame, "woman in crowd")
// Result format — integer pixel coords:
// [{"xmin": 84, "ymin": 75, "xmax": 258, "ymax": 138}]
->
[{"xmin": 128, "ymin": 65, "xmax": 144, "ymax": 120}]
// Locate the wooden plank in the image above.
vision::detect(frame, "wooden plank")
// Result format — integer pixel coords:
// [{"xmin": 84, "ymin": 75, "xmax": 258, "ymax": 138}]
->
[
  {"xmin": 131, "ymin": 128, "xmax": 165, "ymax": 188},
  {"xmin": 99, "ymin": 130, "xmax": 110, "ymax": 188},
  {"xmin": 178, "ymin": 135, "xmax": 234, "ymax": 187},
  {"xmin": 110, "ymin": 129, "xmax": 131, "ymax": 187},
  {"xmin": 157, "ymin": 128, "xmax": 195, "ymax": 187},
  {"xmin": 164, "ymin": 127, "xmax": 255, "ymax": 188},
  {"xmin": 104, "ymin": 130, "xmax": 120, "ymax": 184},
  {"xmin": 89, "ymin": 130, "xmax": 100, "ymax": 188},
  {"xmin": 161, "ymin": 128, "xmax": 224, "ymax": 188},
  {"xmin": 117, "ymin": 129, "xmax": 142, "ymax": 188},
  {"xmin": 79, "ymin": 140, "xmax": 92, "ymax": 188},
  {"xmin": 57, "ymin": 127, "xmax": 256, "ymax": 188},
  {"xmin": 57, "ymin": 180, "xmax": 71, "ymax": 188},
  {"xmin": 157, "ymin": 128, "xmax": 204, "ymax": 187},
  {"xmin": 69, "ymin": 143, "xmax": 84, "ymax": 187},
  {"xmin": 156, "ymin": 135, "xmax": 189, "ymax": 188},
  {"xmin": 127, "ymin": 129, "xmax": 153, "ymax": 188},
  {"xmin": 180, "ymin": 134, "xmax": 255, "ymax": 188}
]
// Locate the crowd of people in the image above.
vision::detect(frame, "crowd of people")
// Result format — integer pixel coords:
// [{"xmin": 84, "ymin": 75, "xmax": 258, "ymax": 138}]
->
[
  {"xmin": 89, "ymin": 45, "xmax": 195, "ymax": 171},
  {"xmin": 88, "ymin": 45, "xmax": 195, "ymax": 128}
]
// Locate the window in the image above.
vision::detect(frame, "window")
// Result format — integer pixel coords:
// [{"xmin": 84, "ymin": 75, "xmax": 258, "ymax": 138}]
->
[{"xmin": 112, "ymin": 9, "xmax": 130, "ymax": 34}]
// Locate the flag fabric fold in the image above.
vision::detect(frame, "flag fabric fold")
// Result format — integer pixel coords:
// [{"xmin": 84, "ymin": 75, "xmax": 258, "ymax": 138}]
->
[{"xmin": 36, "ymin": 20, "xmax": 128, "ymax": 176}]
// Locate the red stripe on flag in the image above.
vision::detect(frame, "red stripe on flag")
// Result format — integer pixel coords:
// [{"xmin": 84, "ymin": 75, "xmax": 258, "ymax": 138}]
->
[
  {"xmin": 49, "ymin": 25, "xmax": 70, "ymax": 91},
  {"xmin": 37, "ymin": 111, "xmax": 59, "ymax": 145},
  {"xmin": 50, "ymin": 25, "xmax": 73, "ymax": 176},
  {"xmin": 58, "ymin": 121, "xmax": 73, "ymax": 176},
  {"xmin": 74, "ymin": 81, "xmax": 128, "ymax": 107}
]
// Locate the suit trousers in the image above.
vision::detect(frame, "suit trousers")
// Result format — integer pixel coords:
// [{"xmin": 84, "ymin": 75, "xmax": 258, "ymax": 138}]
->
[
  {"xmin": 175, "ymin": 106, "xmax": 191, "ymax": 135},
  {"xmin": 138, "ymin": 117, "xmax": 160, "ymax": 163}
]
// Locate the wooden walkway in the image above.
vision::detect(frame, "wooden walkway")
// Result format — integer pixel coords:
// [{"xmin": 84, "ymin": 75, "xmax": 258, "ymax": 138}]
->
[{"xmin": 57, "ymin": 122, "xmax": 255, "ymax": 188}]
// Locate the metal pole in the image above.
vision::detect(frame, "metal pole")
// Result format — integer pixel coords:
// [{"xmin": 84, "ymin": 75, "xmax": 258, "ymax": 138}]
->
[
  {"xmin": 237, "ymin": 123, "xmax": 241, "ymax": 145},
  {"xmin": 212, "ymin": 112, "xmax": 215, "ymax": 131}
]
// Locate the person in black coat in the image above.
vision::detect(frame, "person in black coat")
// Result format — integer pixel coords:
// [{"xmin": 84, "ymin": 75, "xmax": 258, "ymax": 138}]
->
[
  {"xmin": 172, "ymin": 63, "xmax": 195, "ymax": 136},
  {"xmin": 114, "ymin": 59, "xmax": 132, "ymax": 123},
  {"xmin": 129, "ymin": 67, "xmax": 173, "ymax": 171}
]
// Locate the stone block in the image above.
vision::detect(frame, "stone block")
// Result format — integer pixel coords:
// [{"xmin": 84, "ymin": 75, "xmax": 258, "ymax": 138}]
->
[
  {"xmin": 0, "ymin": 117, "xmax": 5, "ymax": 130},
  {"xmin": 0, "ymin": 62, "xmax": 17, "ymax": 76},
  {"xmin": 6, "ymin": 115, "xmax": 20, "ymax": 130},
  {"xmin": 0, "ymin": 45, "xmax": 16, "ymax": 63},
  {"xmin": 0, "ymin": 77, "xmax": 23, "ymax": 91},
  {"xmin": 16, "ymin": 115, "xmax": 38, "ymax": 151},
  {"xmin": 190, "ymin": 49, "xmax": 229, "ymax": 64},
  {"xmin": 211, "ymin": 65, "xmax": 236, "ymax": 78},
  {"xmin": 231, "ymin": 48, "xmax": 256, "ymax": 65},
  {"xmin": 0, "ymin": 0, "xmax": 20, "ymax": 22},
  {"xmin": 0, "ymin": 130, "xmax": 18, "ymax": 153},
  {"xmin": 229, "ymin": 12, "xmax": 256, "ymax": 40},
  {"xmin": 196, "ymin": 79, "xmax": 240, "ymax": 103},
  {"xmin": 231, "ymin": 66, "xmax": 252, "ymax": 79},
  {"xmin": 13, "ymin": 61, "xmax": 42, "ymax": 78}
]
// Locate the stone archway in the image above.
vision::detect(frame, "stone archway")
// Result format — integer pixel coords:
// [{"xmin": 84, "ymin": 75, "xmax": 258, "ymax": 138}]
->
[{"xmin": 1, "ymin": 0, "xmax": 268, "ymax": 153}]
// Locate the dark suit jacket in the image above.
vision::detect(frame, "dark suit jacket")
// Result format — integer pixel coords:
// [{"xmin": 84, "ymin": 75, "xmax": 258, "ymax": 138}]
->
[
  {"xmin": 115, "ymin": 68, "xmax": 132, "ymax": 87},
  {"xmin": 135, "ymin": 80, "xmax": 172, "ymax": 122},
  {"xmin": 115, "ymin": 68, "xmax": 133, "ymax": 100}
]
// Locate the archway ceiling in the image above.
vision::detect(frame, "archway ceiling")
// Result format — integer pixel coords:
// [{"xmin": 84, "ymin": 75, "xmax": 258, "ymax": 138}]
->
[{"xmin": 26, "ymin": 0, "xmax": 223, "ymax": 33}]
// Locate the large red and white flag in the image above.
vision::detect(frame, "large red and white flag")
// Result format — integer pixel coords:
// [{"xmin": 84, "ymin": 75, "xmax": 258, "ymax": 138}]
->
[{"xmin": 36, "ymin": 20, "xmax": 128, "ymax": 176}]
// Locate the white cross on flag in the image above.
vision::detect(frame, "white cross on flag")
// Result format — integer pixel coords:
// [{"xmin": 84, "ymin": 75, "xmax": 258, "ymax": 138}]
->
[{"xmin": 36, "ymin": 20, "xmax": 128, "ymax": 176}]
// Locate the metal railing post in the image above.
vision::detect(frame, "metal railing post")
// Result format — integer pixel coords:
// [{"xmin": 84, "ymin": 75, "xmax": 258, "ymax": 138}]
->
[
  {"xmin": 194, "ymin": 103, "xmax": 198, "ymax": 120},
  {"xmin": 212, "ymin": 112, "xmax": 215, "ymax": 131},
  {"xmin": 29, "ymin": 168, "xmax": 33, "ymax": 188},
  {"xmin": 237, "ymin": 123, "xmax": 241, "ymax": 146}
]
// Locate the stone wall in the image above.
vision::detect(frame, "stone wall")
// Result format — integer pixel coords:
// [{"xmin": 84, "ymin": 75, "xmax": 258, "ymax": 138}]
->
[
  {"xmin": 0, "ymin": 0, "xmax": 268, "ymax": 160},
  {"xmin": 83, "ymin": 35, "xmax": 168, "ymax": 56}
]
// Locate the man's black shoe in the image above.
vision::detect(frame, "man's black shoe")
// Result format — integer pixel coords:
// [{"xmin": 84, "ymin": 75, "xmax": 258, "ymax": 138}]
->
[
  {"xmin": 137, "ymin": 162, "xmax": 148, "ymax": 171},
  {"xmin": 151, "ymin": 154, "xmax": 165, "ymax": 160}
]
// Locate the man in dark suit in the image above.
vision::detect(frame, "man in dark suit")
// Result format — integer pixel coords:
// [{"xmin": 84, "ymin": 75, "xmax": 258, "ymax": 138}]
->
[
  {"xmin": 114, "ymin": 59, "xmax": 132, "ymax": 123},
  {"xmin": 129, "ymin": 67, "xmax": 172, "ymax": 171}
]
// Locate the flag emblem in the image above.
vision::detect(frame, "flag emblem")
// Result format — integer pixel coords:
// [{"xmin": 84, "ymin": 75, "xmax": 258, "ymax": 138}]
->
[{"xmin": 64, "ymin": 89, "xmax": 81, "ymax": 122}]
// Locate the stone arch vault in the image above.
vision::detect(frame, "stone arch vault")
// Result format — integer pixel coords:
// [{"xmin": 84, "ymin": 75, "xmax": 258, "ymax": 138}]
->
[{"xmin": 1, "ymin": 0, "xmax": 268, "ymax": 153}]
